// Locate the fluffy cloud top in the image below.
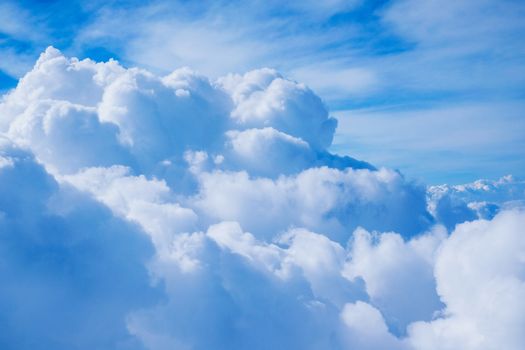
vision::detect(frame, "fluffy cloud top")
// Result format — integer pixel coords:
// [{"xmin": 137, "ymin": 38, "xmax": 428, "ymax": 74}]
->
[
  {"xmin": 0, "ymin": 48, "xmax": 524, "ymax": 349},
  {"xmin": 408, "ymin": 210, "xmax": 525, "ymax": 350}
]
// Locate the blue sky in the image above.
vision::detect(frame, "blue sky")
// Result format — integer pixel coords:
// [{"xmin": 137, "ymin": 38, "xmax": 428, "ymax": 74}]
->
[{"xmin": 1, "ymin": 0, "xmax": 525, "ymax": 184}]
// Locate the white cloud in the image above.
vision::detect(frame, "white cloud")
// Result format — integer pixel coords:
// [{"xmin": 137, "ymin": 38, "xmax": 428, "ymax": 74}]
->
[
  {"xmin": 219, "ymin": 68, "xmax": 338, "ymax": 150},
  {"xmin": 0, "ymin": 48, "xmax": 524, "ymax": 350},
  {"xmin": 429, "ymin": 175, "xmax": 525, "ymax": 207},
  {"xmin": 341, "ymin": 301, "xmax": 406, "ymax": 350},
  {"xmin": 192, "ymin": 166, "xmax": 432, "ymax": 243},
  {"xmin": 407, "ymin": 210, "xmax": 525, "ymax": 350},
  {"xmin": 428, "ymin": 175, "xmax": 525, "ymax": 229},
  {"xmin": 0, "ymin": 137, "xmax": 160, "ymax": 350},
  {"xmin": 224, "ymin": 127, "xmax": 314, "ymax": 177},
  {"xmin": 344, "ymin": 226, "xmax": 446, "ymax": 334}
]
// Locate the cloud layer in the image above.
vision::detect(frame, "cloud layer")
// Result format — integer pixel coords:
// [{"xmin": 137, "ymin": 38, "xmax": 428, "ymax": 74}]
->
[{"xmin": 0, "ymin": 49, "xmax": 524, "ymax": 349}]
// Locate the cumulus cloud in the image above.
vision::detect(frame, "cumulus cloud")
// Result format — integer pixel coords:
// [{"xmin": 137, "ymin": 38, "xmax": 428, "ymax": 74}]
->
[
  {"xmin": 407, "ymin": 210, "xmax": 525, "ymax": 350},
  {"xmin": 341, "ymin": 301, "xmax": 406, "ymax": 350},
  {"xmin": 344, "ymin": 226, "xmax": 446, "ymax": 335},
  {"xmin": 427, "ymin": 175, "xmax": 525, "ymax": 229},
  {"xmin": 192, "ymin": 167, "xmax": 431, "ymax": 243},
  {"xmin": 0, "ymin": 48, "xmax": 524, "ymax": 349},
  {"xmin": 0, "ymin": 138, "xmax": 159, "ymax": 350}
]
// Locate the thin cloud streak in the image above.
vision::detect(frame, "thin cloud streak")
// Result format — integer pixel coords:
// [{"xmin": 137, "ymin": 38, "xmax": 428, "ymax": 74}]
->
[{"xmin": 332, "ymin": 101, "xmax": 525, "ymax": 184}]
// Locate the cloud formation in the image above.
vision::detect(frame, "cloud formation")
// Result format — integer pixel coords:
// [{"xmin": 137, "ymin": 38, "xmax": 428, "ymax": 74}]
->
[
  {"xmin": 0, "ymin": 138, "xmax": 159, "ymax": 349},
  {"xmin": 0, "ymin": 48, "xmax": 524, "ymax": 349}
]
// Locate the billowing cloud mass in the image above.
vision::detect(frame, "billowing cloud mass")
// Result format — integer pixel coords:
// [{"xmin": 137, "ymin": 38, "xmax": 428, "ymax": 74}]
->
[
  {"xmin": 0, "ymin": 137, "xmax": 159, "ymax": 349},
  {"xmin": 0, "ymin": 48, "xmax": 524, "ymax": 350}
]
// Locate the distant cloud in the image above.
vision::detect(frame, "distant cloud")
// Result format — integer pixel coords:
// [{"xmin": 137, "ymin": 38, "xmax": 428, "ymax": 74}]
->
[{"xmin": 428, "ymin": 175, "xmax": 525, "ymax": 228}]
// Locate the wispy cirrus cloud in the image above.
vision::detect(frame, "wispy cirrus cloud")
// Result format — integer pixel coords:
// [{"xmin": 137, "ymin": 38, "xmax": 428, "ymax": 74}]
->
[{"xmin": 332, "ymin": 101, "xmax": 525, "ymax": 184}]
